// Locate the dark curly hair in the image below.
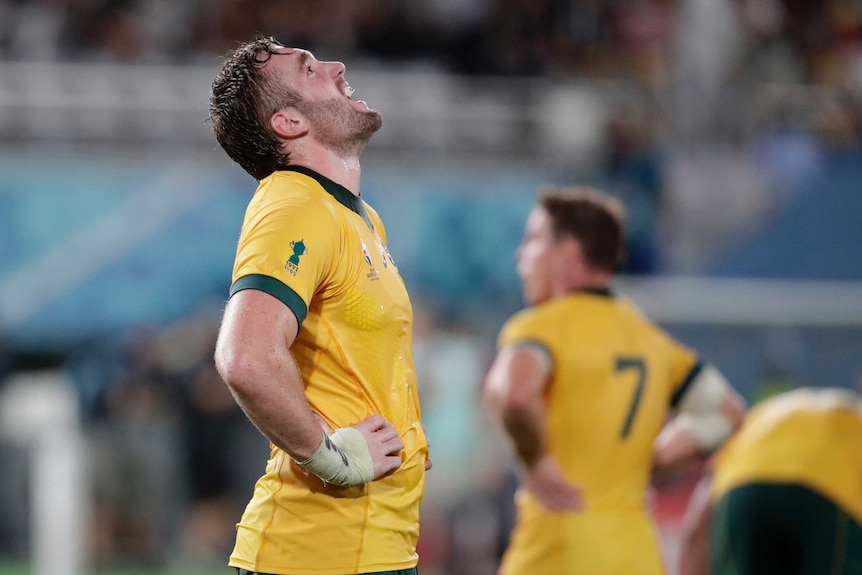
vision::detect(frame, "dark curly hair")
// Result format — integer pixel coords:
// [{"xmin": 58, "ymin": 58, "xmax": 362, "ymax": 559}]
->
[
  {"xmin": 539, "ymin": 186, "xmax": 627, "ymax": 273},
  {"xmin": 209, "ymin": 35, "xmax": 303, "ymax": 180}
]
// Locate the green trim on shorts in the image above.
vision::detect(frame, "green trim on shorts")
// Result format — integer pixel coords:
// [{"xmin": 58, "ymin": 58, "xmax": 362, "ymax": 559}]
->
[
  {"xmin": 710, "ymin": 482, "xmax": 862, "ymax": 575},
  {"xmin": 236, "ymin": 568, "xmax": 418, "ymax": 575}
]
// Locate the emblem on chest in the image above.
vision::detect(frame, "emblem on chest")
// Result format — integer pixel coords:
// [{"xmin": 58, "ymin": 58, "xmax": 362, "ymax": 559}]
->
[{"xmin": 361, "ymin": 238, "xmax": 398, "ymax": 281}]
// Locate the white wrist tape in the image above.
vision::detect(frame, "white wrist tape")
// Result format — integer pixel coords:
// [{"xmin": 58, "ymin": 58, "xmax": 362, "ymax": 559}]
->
[
  {"xmin": 674, "ymin": 412, "xmax": 735, "ymax": 452},
  {"xmin": 677, "ymin": 364, "xmax": 737, "ymax": 451},
  {"xmin": 679, "ymin": 365, "xmax": 731, "ymax": 412},
  {"xmin": 296, "ymin": 428, "xmax": 374, "ymax": 487}
]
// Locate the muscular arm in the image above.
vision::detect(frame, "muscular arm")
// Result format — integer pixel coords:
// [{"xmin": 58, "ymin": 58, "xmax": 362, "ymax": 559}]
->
[
  {"xmin": 215, "ymin": 289, "xmax": 322, "ymax": 460},
  {"xmin": 483, "ymin": 343, "xmax": 583, "ymax": 511},
  {"xmin": 483, "ymin": 343, "xmax": 550, "ymax": 467},
  {"xmin": 214, "ymin": 289, "xmax": 403, "ymax": 485}
]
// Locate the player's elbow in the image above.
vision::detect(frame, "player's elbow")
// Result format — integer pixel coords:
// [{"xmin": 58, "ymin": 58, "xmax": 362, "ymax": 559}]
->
[
  {"xmin": 214, "ymin": 337, "xmax": 258, "ymax": 396},
  {"xmin": 481, "ymin": 380, "xmax": 506, "ymax": 421},
  {"xmin": 497, "ymin": 384, "xmax": 543, "ymax": 428},
  {"xmin": 482, "ymin": 380, "xmax": 533, "ymax": 424}
]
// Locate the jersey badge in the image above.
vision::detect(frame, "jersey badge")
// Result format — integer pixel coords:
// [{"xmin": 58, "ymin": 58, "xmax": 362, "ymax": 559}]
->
[
  {"xmin": 361, "ymin": 239, "xmax": 380, "ymax": 280},
  {"xmin": 377, "ymin": 242, "xmax": 389, "ymax": 268},
  {"xmin": 361, "ymin": 239, "xmax": 373, "ymax": 266},
  {"xmin": 285, "ymin": 239, "xmax": 307, "ymax": 276}
]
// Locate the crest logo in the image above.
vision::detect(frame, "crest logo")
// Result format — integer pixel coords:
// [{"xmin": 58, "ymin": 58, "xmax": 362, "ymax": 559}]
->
[
  {"xmin": 379, "ymin": 242, "xmax": 396, "ymax": 268},
  {"xmin": 285, "ymin": 239, "xmax": 307, "ymax": 276},
  {"xmin": 361, "ymin": 239, "xmax": 373, "ymax": 266},
  {"xmin": 377, "ymin": 242, "xmax": 388, "ymax": 268}
]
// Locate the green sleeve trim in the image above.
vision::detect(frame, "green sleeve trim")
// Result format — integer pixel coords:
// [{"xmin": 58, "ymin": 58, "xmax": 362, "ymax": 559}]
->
[
  {"xmin": 229, "ymin": 274, "xmax": 308, "ymax": 327},
  {"xmin": 670, "ymin": 359, "xmax": 705, "ymax": 408},
  {"xmin": 510, "ymin": 338, "xmax": 554, "ymax": 375},
  {"xmin": 512, "ymin": 338, "xmax": 551, "ymax": 356}
]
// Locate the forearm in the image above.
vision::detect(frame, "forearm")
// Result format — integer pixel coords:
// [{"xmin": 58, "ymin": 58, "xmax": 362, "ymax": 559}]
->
[
  {"xmin": 483, "ymin": 342, "xmax": 552, "ymax": 469},
  {"xmin": 220, "ymin": 347, "xmax": 323, "ymax": 461},
  {"xmin": 501, "ymin": 398, "xmax": 546, "ymax": 468},
  {"xmin": 213, "ymin": 291, "xmax": 394, "ymax": 487}
]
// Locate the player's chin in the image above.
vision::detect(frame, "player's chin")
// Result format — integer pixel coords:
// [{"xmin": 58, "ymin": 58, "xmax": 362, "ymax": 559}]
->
[{"xmin": 364, "ymin": 108, "xmax": 383, "ymax": 130}]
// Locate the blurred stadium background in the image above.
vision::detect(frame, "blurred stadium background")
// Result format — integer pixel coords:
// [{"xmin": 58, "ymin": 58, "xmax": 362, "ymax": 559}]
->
[{"xmin": 0, "ymin": 0, "xmax": 860, "ymax": 574}]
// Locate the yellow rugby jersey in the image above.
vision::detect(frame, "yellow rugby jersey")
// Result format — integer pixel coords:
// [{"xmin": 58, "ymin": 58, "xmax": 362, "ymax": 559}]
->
[
  {"xmin": 498, "ymin": 289, "xmax": 701, "ymax": 575},
  {"xmin": 227, "ymin": 166, "xmax": 428, "ymax": 575},
  {"xmin": 711, "ymin": 387, "xmax": 862, "ymax": 525}
]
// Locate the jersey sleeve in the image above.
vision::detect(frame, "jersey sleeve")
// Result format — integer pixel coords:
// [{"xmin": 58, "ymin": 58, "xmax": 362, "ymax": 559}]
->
[
  {"xmin": 230, "ymin": 181, "xmax": 339, "ymax": 327},
  {"xmin": 497, "ymin": 309, "xmax": 550, "ymax": 351},
  {"xmin": 666, "ymin": 337, "xmax": 705, "ymax": 408}
]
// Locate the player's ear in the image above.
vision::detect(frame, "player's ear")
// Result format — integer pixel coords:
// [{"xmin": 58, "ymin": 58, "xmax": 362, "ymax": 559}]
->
[
  {"xmin": 271, "ymin": 108, "xmax": 308, "ymax": 139},
  {"xmin": 559, "ymin": 235, "xmax": 583, "ymax": 262}
]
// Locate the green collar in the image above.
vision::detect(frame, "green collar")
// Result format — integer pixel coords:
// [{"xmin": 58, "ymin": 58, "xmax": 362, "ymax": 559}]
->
[
  {"xmin": 574, "ymin": 286, "xmax": 614, "ymax": 298},
  {"xmin": 282, "ymin": 165, "xmax": 374, "ymax": 231}
]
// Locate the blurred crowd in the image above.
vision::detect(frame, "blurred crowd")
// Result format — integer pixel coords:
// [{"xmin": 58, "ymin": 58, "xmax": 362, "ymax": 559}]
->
[
  {"xmin": 0, "ymin": 0, "xmax": 679, "ymax": 82},
  {"xmin": 0, "ymin": 0, "xmax": 856, "ymax": 86}
]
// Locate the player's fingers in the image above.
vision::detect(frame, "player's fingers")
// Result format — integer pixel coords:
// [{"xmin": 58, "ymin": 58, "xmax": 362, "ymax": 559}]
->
[
  {"xmin": 355, "ymin": 413, "xmax": 388, "ymax": 432},
  {"xmin": 384, "ymin": 453, "xmax": 403, "ymax": 470},
  {"xmin": 379, "ymin": 432, "xmax": 404, "ymax": 455},
  {"xmin": 375, "ymin": 453, "xmax": 404, "ymax": 478},
  {"xmin": 374, "ymin": 423, "xmax": 402, "ymax": 443}
]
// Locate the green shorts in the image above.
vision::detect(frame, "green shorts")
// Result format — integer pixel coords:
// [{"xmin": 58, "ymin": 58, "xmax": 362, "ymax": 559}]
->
[
  {"xmin": 237, "ymin": 568, "xmax": 419, "ymax": 575},
  {"xmin": 711, "ymin": 482, "xmax": 862, "ymax": 575}
]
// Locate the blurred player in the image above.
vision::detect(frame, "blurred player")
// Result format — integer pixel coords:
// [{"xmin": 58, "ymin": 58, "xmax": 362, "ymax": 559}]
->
[
  {"xmin": 209, "ymin": 35, "xmax": 429, "ymax": 575},
  {"xmin": 483, "ymin": 186, "xmax": 745, "ymax": 575},
  {"xmin": 679, "ymin": 387, "xmax": 862, "ymax": 575}
]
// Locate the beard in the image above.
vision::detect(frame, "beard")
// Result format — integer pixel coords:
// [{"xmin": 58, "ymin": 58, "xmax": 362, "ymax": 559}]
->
[{"xmin": 299, "ymin": 97, "xmax": 383, "ymax": 157}]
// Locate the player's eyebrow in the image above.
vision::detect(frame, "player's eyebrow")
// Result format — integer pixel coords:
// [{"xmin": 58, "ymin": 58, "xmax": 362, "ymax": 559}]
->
[{"xmin": 297, "ymin": 50, "xmax": 311, "ymax": 73}]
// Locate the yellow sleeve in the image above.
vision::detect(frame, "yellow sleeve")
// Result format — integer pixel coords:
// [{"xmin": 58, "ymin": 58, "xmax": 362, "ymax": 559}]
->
[
  {"xmin": 497, "ymin": 308, "xmax": 548, "ymax": 350},
  {"xmin": 231, "ymin": 179, "xmax": 339, "ymax": 326}
]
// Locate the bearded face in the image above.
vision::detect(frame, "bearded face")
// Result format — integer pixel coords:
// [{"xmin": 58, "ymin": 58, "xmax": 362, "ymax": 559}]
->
[{"xmin": 299, "ymin": 97, "xmax": 383, "ymax": 156}]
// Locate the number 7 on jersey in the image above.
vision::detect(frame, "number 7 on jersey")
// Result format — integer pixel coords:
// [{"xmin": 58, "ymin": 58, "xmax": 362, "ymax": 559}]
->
[{"xmin": 615, "ymin": 356, "xmax": 647, "ymax": 439}]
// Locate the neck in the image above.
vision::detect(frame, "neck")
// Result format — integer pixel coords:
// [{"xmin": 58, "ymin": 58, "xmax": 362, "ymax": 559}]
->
[
  {"xmin": 561, "ymin": 270, "xmax": 613, "ymax": 295},
  {"xmin": 287, "ymin": 143, "xmax": 363, "ymax": 196}
]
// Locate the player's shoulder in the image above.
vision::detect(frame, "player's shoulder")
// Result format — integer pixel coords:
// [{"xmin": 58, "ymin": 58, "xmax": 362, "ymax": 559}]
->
[
  {"xmin": 252, "ymin": 171, "xmax": 339, "ymax": 217},
  {"xmin": 363, "ymin": 201, "xmax": 387, "ymax": 236},
  {"xmin": 364, "ymin": 199, "xmax": 381, "ymax": 220},
  {"xmin": 260, "ymin": 170, "xmax": 329, "ymax": 199},
  {"xmin": 500, "ymin": 302, "xmax": 561, "ymax": 343},
  {"xmin": 510, "ymin": 300, "xmax": 558, "ymax": 325},
  {"xmin": 748, "ymin": 387, "xmax": 862, "ymax": 428}
]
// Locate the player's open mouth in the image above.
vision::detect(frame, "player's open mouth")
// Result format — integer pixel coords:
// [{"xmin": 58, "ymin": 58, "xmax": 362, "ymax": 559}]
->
[{"xmin": 343, "ymin": 82, "xmax": 355, "ymax": 99}]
